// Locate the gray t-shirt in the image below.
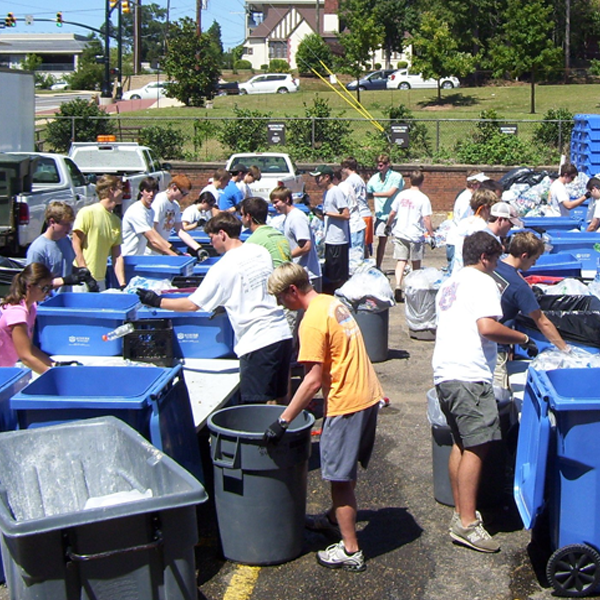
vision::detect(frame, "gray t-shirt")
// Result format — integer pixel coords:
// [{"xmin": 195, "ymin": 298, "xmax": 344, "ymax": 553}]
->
[
  {"xmin": 283, "ymin": 207, "xmax": 322, "ymax": 281},
  {"xmin": 323, "ymin": 186, "xmax": 350, "ymax": 245}
]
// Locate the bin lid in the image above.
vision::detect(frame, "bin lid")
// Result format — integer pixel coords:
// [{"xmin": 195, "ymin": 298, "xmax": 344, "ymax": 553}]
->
[{"xmin": 513, "ymin": 368, "xmax": 552, "ymax": 530}]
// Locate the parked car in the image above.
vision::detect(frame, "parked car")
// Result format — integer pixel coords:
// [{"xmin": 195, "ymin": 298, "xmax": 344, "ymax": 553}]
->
[
  {"xmin": 238, "ymin": 74, "xmax": 299, "ymax": 95},
  {"xmin": 217, "ymin": 79, "xmax": 239, "ymax": 96},
  {"xmin": 346, "ymin": 69, "xmax": 396, "ymax": 91},
  {"xmin": 50, "ymin": 80, "xmax": 69, "ymax": 91},
  {"xmin": 386, "ymin": 69, "xmax": 460, "ymax": 90},
  {"xmin": 122, "ymin": 81, "xmax": 169, "ymax": 100}
]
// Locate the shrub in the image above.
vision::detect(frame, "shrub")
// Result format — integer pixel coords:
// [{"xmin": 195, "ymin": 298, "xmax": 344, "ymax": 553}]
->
[
  {"xmin": 455, "ymin": 132, "xmax": 545, "ymax": 165},
  {"xmin": 260, "ymin": 64, "xmax": 269, "ymax": 72},
  {"xmin": 234, "ymin": 59, "xmax": 253, "ymax": 71},
  {"xmin": 397, "ymin": 61, "xmax": 408, "ymax": 69},
  {"xmin": 45, "ymin": 98, "xmax": 115, "ymax": 153},
  {"xmin": 589, "ymin": 59, "xmax": 600, "ymax": 77},
  {"xmin": 218, "ymin": 105, "xmax": 271, "ymax": 152},
  {"xmin": 138, "ymin": 124, "xmax": 185, "ymax": 160},
  {"xmin": 192, "ymin": 119, "xmax": 220, "ymax": 158},
  {"xmin": 374, "ymin": 63, "xmax": 382, "ymax": 70},
  {"xmin": 533, "ymin": 108, "xmax": 573, "ymax": 150},
  {"xmin": 269, "ymin": 59, "xmax": 290, "ymax": 73}
]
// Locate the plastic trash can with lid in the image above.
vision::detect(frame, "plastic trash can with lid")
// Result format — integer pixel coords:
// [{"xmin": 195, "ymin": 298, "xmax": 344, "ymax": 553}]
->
[
  {"xmin": 514, "ymin": 367, "xmax": 600, "ymax": 597},
  {"xmin": 0, "ymin": 416, "xmax": 207, "ymax": 600},
  {"xmin": 208, "ymin": 404, "xmax": 314, "ymax": 565}
]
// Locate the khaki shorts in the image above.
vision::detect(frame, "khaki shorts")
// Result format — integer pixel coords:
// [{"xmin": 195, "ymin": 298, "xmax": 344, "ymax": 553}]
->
[{"xmin": 393, "ymin": 237, "xmax": 424, "ymax": 261}]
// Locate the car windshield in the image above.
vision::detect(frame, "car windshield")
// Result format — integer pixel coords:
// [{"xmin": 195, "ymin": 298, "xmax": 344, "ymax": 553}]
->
[{"xmin": 237, "ymin": 156, "xmax": 288, "ymax": 173}]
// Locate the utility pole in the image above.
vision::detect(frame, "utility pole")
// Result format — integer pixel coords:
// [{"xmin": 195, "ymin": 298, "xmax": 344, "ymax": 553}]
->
[
  {"xmin": 196, "ymin": 0, "xmax": 202, "ymax": 34},
  {"xmin": 133, "ymin": 0, "xmax": 142, "ymax": 73},
  {"xmin": 315, "ymin": 0, "xmax": 320, "ymax": 35},
  {"xmin": 102, "ymin": 0, "xmax": 111, "ymax": 99}
]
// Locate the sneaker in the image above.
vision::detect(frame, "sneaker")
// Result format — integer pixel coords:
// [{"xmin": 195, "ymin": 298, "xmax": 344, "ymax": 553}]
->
[
  {"xmin": 449, "ymin": 518, "xmax": 500, "ymax": 553},
  {"xmin": 394, "ymin": 288, "xmax": 404, "ymax": 303},
  {"xmin": 317, "ymin": 541, "xmax": 366, "ymax": 572},
  {"xmin": 305, "ymin": 513, "xmax": 341, "ymax": 537},
  {"xmin": 448, "ymin": 510, "xmax": 482, "ymax": 533}
]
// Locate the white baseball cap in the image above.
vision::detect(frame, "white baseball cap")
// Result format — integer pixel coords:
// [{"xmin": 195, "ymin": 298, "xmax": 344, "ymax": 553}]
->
[{"xmin": 490, "ymin": 202, "xmax": 523, "ymax": 228}]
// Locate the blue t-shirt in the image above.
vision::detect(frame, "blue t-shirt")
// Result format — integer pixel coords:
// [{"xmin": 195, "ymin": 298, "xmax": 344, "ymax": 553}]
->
[
  {"xmin": 494, "ymin": 259, "xmax": 540, "ymax": 326},
  {"xmin": 26, "ymin": 235, "xmax": 75, "ymax": 278},
  {"xmin": 219, "ymin": 180, "xmax": 244, "ymax": 211}
]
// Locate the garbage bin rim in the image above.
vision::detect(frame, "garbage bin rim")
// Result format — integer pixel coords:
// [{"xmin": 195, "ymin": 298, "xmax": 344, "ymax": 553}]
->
[{"xmin": 207, "ymin": 404, "xmax": 315, "ymax": 439}]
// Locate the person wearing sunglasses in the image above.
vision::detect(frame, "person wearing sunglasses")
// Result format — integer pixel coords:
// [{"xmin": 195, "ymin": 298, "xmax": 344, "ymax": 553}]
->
[
  {"xmin": 150, "ymin": 174, "xmax": 206, "ymax": 259},
  {"xmin": 0, "ymin": 263, "xmax": 55, "ymax": 373}
]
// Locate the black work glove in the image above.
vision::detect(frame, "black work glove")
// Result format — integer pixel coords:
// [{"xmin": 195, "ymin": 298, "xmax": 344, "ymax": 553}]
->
[
  {"xmin": 519, "ymin": 336, "xmax": 539, "ymax": 358},
  {"xmin": 136, "ymin": 288, "xmax": 162, "ymax": 308},
  {"xmin": 586, "ymin": 190, "xmax": 592, "ymax": 199},
  {"xmin": 169, "ymin": 244, "xmax": 185, "ymax": 256},
  {"xmin": 384, "ymin": 225, "xmax": 392, "ymax": 237},
  {"xmin": 85, "ymin": 277, "xmax": 100, "ymax": 293},
  {"xmin": 62, "ymin": 267, "xmax": 91, "ymax": 286},
  {"xmin": 195, "ymin": 248, "xmax": 210, "ymax": 262},
  {"xmin": 53, "ymin": 360, "xmax": 82, "ymax": 367},
  {"xmin": 263, "ymin": 420, "xmax": 287, "ymax": 445},
  {"xmin": 429, "ymin": 237, "xmax": 436, "ymax": 249}
]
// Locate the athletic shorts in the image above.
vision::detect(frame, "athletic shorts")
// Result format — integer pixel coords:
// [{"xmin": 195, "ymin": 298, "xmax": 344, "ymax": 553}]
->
[
  {"xmin": 324, "ymin": 243, "xmax": 349, "ymax": 284},
  {"xmin": 435, "ymin": 380, "xmax": 501, "ymax": 448},
  {"xmin": 392, "ymin": 237, "xmax": 424, "ymax": 261},
  {"xmin": 363, "ymin": 216, "xmax": 374, "ymax": 245},
  {"xmin": 374, "ymin": 218, "xmax": 388, "ymax": 237},
  {"xmin": 239, "ymin": 338, "xmax": 293, "ymax": 403},
  {"xmin": 320, "ymin": 402, "xmax": 379, "ymax": 481}
]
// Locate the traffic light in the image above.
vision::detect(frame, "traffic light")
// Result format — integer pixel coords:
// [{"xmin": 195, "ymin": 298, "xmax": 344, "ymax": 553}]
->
[
  {"xmin": 109, "ymin": 0, "xmax": 118, "ymax": 8},
  {"xmin": 55, "ymin": 12, "xmax": 63, "ymax": 27},
  {"xmin": 121, "ymin": 0, "xmax": 130, "ymax": 13},
  {"xmin": 5, "ymin": 13, "xmax": 16, "ymax": 27}
]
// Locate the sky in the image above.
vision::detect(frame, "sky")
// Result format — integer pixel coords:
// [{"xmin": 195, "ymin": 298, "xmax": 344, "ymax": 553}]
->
[{"xmin": 2, "ymin": 0, "xmax": 247, "ymax": 49}]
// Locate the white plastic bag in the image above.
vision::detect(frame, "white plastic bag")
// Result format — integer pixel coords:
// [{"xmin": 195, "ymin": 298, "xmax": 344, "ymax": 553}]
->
[
  {"xmin": 404, "ymin": 268, "xmax": 444, "ymax": 330},
  {"xmin": 335, "ymin": 262, "xmax": 394, "ymax": 311},
  {"xmin": 124, "ymin": 276, "xmax": 173, "ymax": 294},
  {"xmin": 530, "ymin": 346, "xmax": 600, "ymax": 370}
]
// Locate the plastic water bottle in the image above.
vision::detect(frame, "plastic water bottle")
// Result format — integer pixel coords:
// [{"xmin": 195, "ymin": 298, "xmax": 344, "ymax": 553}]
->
[{"xmin": 102, "ymin": 322, "xmax": 135, "ymax": 342}]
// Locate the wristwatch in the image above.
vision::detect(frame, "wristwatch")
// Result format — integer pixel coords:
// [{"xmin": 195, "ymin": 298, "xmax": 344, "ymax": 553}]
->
[{"xmin": 278, "ymin": 417, "xmax": 289, "ymax": 430}]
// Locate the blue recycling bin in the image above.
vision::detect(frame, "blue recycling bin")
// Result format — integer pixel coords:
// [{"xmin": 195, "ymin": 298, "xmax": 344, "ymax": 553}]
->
[
  {"xmin": 524, "ymin": 252, "xmax": 582, "ymax": 278},
  {"xmin": 515, "ymin": 367, "xmax": 600, "ymax": 596},
  {"xmin": 522, "ymin": 216, "xmax": 584, "ymax": 232}
]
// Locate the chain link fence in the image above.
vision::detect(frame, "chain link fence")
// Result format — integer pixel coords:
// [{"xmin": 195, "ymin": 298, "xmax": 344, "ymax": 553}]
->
[{"xmin": 35, "ymin": 115, "xmax": 573, "ymax": 165}]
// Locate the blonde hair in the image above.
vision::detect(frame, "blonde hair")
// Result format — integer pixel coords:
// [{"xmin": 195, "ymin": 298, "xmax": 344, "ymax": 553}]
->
[
  {"xmin": 95, "ymin": 175, "xmax": 122, "ymax": 200},
  {"xmin": 267, "ymin": 262, "xmax": 311, "ymax": 296},
  {"xmin": 45, "ymin": 201, "xmax": 74, "ymax": 224},
  {"xmin": 470, "ymin": 188, "xmax": 498, "ymax": 213}
]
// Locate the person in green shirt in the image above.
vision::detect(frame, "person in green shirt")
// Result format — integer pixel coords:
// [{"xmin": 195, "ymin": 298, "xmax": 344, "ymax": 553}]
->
[{"xmin": 240, "ymin": 197, "xmax": 292, "ymax": 267}]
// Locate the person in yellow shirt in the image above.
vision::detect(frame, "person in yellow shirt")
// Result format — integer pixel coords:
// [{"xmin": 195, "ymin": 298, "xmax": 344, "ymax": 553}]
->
[
  {"xmin": 72, "ymin": 175, "xmax": 126, "ymax": 290},
  {"xmin": 265, "ymin": 262, "xmax": 384, "ymax": 573}
]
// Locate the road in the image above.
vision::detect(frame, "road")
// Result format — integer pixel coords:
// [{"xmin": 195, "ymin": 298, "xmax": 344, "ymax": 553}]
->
[{"xmin": 35, "ymin": 92, "xmax": 94, "ymax": 114}]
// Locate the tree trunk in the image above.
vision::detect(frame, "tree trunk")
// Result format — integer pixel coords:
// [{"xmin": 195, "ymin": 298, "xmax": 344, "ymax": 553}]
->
[
  {"xmin": 530, "ymin": 70, "xmax": 536, "ymax": 114},
  {"xmin": 437, "ymin": 81, "xmax": 441, "ymax": 102}
]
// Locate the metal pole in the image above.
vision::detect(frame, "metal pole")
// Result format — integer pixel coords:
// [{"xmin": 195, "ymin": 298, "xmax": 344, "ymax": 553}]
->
[
  {"xmin": 117, "ymin": 2, "xmax": 123, "ymax": 99},
  {"xmin": 102, "ymin": 0, "xmax": 111, "ymax": 98},
  {"xmin": 133, "ymin": 0, "xmax": 142, "ymax": 74}
]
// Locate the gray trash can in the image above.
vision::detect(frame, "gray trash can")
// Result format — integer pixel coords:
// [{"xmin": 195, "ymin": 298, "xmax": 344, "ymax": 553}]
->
[
  {"xmin": 208, "ymin": 404, "xmax": 314, "ymax": 565},
  {"xmin": 352, "ymin": 307, "xmax": 389, "ymax": 363},
  {"xmin": 0, "ymin": 416, "xmax": 207, "ymax": 600},
  {"xmin": 428, "ymin": 388, "xmax": 511, "ymax": 508}
]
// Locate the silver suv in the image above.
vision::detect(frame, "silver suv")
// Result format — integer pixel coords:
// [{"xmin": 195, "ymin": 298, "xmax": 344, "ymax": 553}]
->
[{"xmin": 238, "ymin": 73, "xmax": 299, "ymax": 95}]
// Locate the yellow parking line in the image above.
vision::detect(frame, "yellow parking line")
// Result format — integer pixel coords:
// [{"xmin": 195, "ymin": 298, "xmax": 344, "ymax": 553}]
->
[{"xmin": 223, "ymin": 565, "xmax": 261, "ymax": 600}]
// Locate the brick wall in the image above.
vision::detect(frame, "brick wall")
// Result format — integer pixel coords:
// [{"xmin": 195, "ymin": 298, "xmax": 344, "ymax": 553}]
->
[{"xmin": 169, "ymin": 162, "xmax": 544, "ymax": 213}]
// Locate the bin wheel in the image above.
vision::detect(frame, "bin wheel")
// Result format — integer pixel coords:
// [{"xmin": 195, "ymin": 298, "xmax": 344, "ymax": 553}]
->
[{"xmin": 546, "ymin": 543, "xmax": 600, "ymax": 597}]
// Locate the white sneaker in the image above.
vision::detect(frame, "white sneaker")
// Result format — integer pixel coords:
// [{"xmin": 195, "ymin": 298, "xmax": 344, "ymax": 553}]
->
[
  {"xmin": 317, "ymin": 540, "xmax": 366, "ymax": 572},
  {"xmin": 450, "ymin": 518, "xmax": 500, "ymax": 553}
]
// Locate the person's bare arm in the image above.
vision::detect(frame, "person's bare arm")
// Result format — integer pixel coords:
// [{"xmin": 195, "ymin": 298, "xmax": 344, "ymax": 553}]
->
[
  {"xmin": 175, "ymin": 225, "xmax": 201, "ymax": 251},
  {"xmin": 143, "ymin": 229, "xmax": 178, "ymax": 255},
  {"xmin": 156, "ymin": 297, "xmax": 200, "ymax": 312},
  {"xmin": 326, "ymin": 207, "xmax": 350, "ymax": 220},
  {"xmin": 562, "ymin": 194, "xmax": 587, "ymax": 210},
  {"xmin": 292, "ymin": 239, "xmax": 311, "ymax": 258},
  {"xmin": 477, "ymin": 316, "xmax": 528, "ymax": 345},
  {"xmin": 423, "ymin": 215, "xmax": 434, "ymax": 237},
  {"xmin": 111, "ymin": 246, "xmax": 126, "ymax": 287},
  {"xmin": 587, "ymin": 218, "xmax": 600, "ymax": 232},
  {"xmin": 11, "ymin": 324, "xmax": 52, "ymax": 374},
  {"xmin": 373, "ymin": 186, "xmax": 399, "ymax": 198},
  {"xmin": 279, "ymin": 362, "xmax": 323, "ymax": 423},
  {"xmin": 71, "ymin": 230, "xmax": 87, "ymax": 268},
  {"xmin": 386, "ymin": 210, "xmax": 397, "ymax": 228},
  {"xmin": 530, "ymin": 309, "xmax": 568, "ymax": 351}
]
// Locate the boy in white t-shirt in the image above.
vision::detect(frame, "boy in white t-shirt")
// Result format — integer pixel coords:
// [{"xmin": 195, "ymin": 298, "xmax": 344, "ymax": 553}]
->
[
  {"xmin": 547, "ymin": 163, "xmax": 587, "ymax": 217},
  {"xmin": 433, "ymin": 231, "xmax": 537, "ymax": 554},
  {"xmin": 181, "ymin": 191, "xmax": 218, "ymax": 231}
]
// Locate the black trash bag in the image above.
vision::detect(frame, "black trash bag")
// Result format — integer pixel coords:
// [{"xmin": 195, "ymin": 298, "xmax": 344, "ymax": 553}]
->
[
  {"xmin": 535, "ymin": 293, "xmax": 600, "ymax": 312},
  {"xmin": 498, "ymin": 167, "xmax": 550, "ymax": 190},
  {"xmin": 516, "ymin": 310, "xmax": 600, "ymax": 349}
]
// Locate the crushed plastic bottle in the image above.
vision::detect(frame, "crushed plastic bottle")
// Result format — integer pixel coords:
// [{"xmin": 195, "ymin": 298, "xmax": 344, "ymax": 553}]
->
[{"xmin": 102, "ymin": 322, "xmax": 135, "ymax": 342}]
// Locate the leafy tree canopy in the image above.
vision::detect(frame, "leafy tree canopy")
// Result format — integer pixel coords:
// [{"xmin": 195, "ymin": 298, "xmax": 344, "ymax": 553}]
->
[{"xmin": 295, "ymin": 33, "xmax": 334, "ymax": 76}]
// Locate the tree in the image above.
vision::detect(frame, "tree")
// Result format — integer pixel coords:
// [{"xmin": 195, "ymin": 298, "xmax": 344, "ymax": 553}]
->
[
  {"xmin": 69, "ymin": 35, "xmax": 104, "ymax": 91},
  {"xmin": 162, "ymin": 17, "xmax": 221, "ymax": 106},
  {"xmin": 372, "ymin": 0, "xmax": 410, "ymax": 68},
  {"xmin": 121, "ymin": 3, "xmax": 168, "ymax": 64},
  {"xmin": 45, "ymin": 98, "xmax": 115, "ymax": 153},
  {"xmin": 410, "ymin": 11, "xmax": 476, "ymax": 101},
  {"xmin": 486, "ymin": 0, "xmax": 563, "ymax": 113},
  {"xmin": 338, "ymin": 0, "xmax": 385, "ymax": 103},
  {"xmin": 223, "ymin": 44, "xmax": 245, "ymax": 70},
  {"xmin": 295, "ymin": 33, "xmax": 334, "ymax": 76},
  {"xmin": 207, "ymin": 21, "xmax": 224, "ymax": 57}
]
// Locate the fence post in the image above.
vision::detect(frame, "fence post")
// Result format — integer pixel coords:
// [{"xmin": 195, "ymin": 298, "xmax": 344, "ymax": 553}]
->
[
  {"xmin": 436, "ymin": 120, "xmax": 440, "ymax": 153},
  {"xmin": 311, "ymin": 117, "xmax": 315, "ymax": 149},
  {"xmin": 71, "ymin": 117, "xmax": 76, "ymax": 143},
  {"xmin": 559, "ymin": 119, "xmax": 563, "ymax": 155}
]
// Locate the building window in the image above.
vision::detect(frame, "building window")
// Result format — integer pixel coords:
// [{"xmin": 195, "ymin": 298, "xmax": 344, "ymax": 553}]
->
[{"xmin": 269, "ymin": 41, "xmax": 287, "ymax": 60}]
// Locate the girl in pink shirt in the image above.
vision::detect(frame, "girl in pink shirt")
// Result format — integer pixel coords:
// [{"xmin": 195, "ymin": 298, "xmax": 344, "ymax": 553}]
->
[{"xmin": 0, "ymin": 263, "xmax": 54, "ymax": 373}]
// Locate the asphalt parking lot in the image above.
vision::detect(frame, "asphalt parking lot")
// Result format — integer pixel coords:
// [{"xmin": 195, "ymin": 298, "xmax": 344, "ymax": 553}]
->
[{"xmin": 194, "ymin": 244, "xmax": 566, "ymax": 600}]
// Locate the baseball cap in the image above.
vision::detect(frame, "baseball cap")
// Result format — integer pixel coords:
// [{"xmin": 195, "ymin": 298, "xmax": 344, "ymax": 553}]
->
[
  {"xmin": 467, "ymin": 172, "xmax": 490, "ymax": 183},
  {"xmin": 490, "ymin": 202, "xmax": 523, "ymax": 227},
  {"xmin": 229, "ymin": 163, "xmax": 248, "ymax": 174},
  {"xmin": 309, "ymin": 165, "xmax": 334, "ymax": 177}
]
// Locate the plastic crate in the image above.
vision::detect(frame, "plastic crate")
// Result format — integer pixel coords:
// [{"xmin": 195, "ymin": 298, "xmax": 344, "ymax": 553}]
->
[
  {"xmin": 123, "ymin": 255, "xmax": 196, "ymax": 283},
  {"xmin": 10, "ymin": 365, "xmax": 203, "ymax": 480},
  {"xmin": 0, "ymin": 416, "xmax": 206, "ymax": 600},
  {"xmin": 36, "ymin": 293, "xmax": 140, "ymax": 356},
  {"xmin": 122, "ymin": 318, "xmax": 175, "ymax": 367},
  {"xmin": 170, "ymin": 275, "xmax": 206, "ymax": 288},
  {"xmin": 0, "ymin": 368, "xmax": 31, "ymax": 432},
  {"xmin": 521, "ymin": 216, "xmax": 583, "ymax": 233},
  {"xmin": 139, "ymin": 299, "xmax": 235, "ymax": 358},
  {"xmin": 525, "ymin": 252, "xmax": 581, "ymax": 278}
]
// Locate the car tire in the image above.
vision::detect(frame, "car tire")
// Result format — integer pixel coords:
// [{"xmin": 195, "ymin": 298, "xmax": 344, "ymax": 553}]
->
[
  {"xmin": 441, "ymin": 81, "xmax": 454, "ymax": 89},
  {"xmin": 130, "ymin": 94, "xmax": 142, "ymax": 100},
  {"xmin": 239, "ymin": 89, "xmax": 248, "ymax": 95},
  {"xmin": 358, "ymin": 86, "xmax": 367, "ymax": 91},
  {"xmin": 277, "ymin": 87, "xmax": 289, "ymax": 94},
  {"xmin": 399, "ymin": 82, "xmax": 411, "ymax": 90}
]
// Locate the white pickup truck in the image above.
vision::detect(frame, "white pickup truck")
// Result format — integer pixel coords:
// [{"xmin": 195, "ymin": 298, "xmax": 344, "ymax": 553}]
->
[
  {"xmin": 0, "ymin": 152, "xmax": 97, "ymax": 254},
  {"xmin": 69, "ymin": 142, "xmax": 172, "ymax": 214},
  {"xmin": 225, "ymin": 152, "xmax": 308, "ymax": 203}
]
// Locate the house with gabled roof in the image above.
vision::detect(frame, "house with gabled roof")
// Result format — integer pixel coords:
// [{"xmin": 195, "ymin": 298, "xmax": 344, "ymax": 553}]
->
[{"xmin": 242, "ymin": 0, "xmax": 410, "ymax": 71}]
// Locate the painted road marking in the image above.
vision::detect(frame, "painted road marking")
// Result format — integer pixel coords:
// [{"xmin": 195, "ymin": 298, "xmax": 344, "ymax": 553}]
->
[{"xmin": 223, "ymin": 565, "xmax": 261, "ymax": 600}]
